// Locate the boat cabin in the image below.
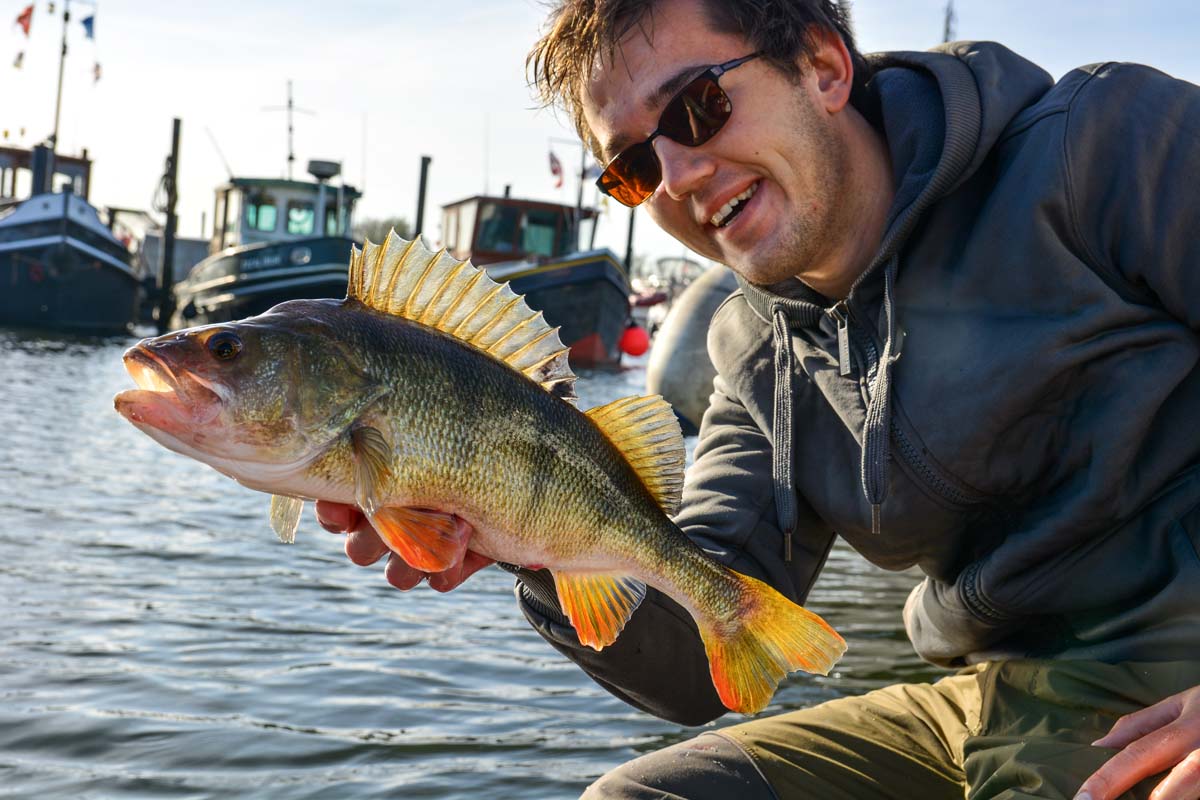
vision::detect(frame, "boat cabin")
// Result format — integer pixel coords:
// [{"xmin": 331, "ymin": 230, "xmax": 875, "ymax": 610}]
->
[
  {"xmin": 210, "ymin": 160, "xmax": 361, "ymax": 253},
  {"xmin": 0, "ymin": 144, "xmax": 93, "ymax": 206},
  {"xmin": 440, "ymin": 195, "xmax": 597, "ymax": 266}
]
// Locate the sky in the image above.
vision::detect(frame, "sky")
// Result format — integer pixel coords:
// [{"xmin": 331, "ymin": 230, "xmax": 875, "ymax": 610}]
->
[{"xmin": 3, "ymin": 0, "xmax": 1199, "ymax": 269}]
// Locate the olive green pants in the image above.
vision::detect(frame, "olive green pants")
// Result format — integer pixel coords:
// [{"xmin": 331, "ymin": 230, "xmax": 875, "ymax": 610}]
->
[{"xmin": 583, "ymin": 660, "xmax": 1200, "ymax": 799}]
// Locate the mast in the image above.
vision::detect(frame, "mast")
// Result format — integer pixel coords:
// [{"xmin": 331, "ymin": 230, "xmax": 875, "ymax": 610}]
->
[
  {"xmin": 51, "ymin": 0, "xmax": 71, "ymax": 154},
  {"xmin": 263, "ymin": 80, "xmax": 313, "ymax": 180},
  {"xmin": 942, "ymin": 0, "xmax": 956, "ymax": 43}
]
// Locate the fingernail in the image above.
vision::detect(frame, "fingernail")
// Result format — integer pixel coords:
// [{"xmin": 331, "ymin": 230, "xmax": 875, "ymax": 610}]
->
[{"xmin": 1075, "ymin": 792, "xmax": 1092, "ymax": 800}]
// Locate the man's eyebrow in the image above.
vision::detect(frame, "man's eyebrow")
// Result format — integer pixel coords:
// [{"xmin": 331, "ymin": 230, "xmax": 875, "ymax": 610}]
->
[{"xmin": 600, "ymin": 63, "xmax": 708, "ymax": 162}]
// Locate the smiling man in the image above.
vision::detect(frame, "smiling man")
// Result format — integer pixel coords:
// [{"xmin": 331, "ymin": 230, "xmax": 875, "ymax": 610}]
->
[{"xmin": 318, "ymin": 0, "xmax": 1200, "ymax": 797}]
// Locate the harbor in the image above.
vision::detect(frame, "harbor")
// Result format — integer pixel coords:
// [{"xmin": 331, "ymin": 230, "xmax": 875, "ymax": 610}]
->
[{"xmin": 4, "ymin": 0, "xmax": 1199, "ymax": 798}]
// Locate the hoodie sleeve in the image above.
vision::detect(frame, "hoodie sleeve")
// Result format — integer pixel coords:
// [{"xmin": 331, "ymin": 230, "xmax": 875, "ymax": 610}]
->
[
  {"xmin": 1064, "ymin": 62, "xmax": 1200, "ymax": 329},
  {"xmin": 514, "ymin": 308, "xmax": 836, "ymax": 725}
]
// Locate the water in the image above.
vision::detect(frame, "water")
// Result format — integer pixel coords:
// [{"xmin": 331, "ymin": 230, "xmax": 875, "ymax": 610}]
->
[{"xmin": 0, "ymin": 328, "xmax": 943, "ymax": 799}]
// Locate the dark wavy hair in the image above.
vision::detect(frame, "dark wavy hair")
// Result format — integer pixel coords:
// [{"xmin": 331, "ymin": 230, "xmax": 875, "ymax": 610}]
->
[{"xmin": 527, "ymin": 0, "xmax": 872, "ymax": 154}]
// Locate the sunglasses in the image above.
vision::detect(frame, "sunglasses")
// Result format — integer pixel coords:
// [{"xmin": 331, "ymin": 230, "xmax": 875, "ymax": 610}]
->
[{"xmin": 595, "ymin": 52, "xmax": 760, "ymax": 208}]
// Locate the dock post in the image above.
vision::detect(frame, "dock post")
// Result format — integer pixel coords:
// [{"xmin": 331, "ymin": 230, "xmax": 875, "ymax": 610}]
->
[
  {"xmin": 414, "ymin": 155, "xmax": 432, "ymax": 237},
  {"xmin": 157, "ymin": 118, "xmax": 181, "ymax": 334}
]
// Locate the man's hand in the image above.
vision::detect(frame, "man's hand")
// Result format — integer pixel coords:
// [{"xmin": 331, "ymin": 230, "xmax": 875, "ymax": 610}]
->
[
  {"xmin": 1075, "ymin": 685, "xmax": 1200, "ymax": 800},
  {"xmin": 314, "ymin": 501, "xmax": 494, "ymax": 592}
]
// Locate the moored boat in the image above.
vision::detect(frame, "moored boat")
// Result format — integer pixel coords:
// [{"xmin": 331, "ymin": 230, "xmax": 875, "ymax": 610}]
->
[
  {"xmin": 172, "ymin": 160, "xmax": 361, "ymax": 328},
  {"xmin": 0, "ymin": 145, "xmax": 141, "ymax": 334},
  {"xmin": 441, "ymin": 194, "xmax": 631, "ymax": 367}
]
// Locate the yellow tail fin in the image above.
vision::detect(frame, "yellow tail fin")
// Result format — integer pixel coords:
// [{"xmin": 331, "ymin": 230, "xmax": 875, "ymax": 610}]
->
[{"xmin": 697, "ymin": 572, "xmax": 846, "ymax": 715}]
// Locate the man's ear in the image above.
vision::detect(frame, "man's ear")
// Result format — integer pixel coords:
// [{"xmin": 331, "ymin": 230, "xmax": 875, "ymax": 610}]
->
[{"xmin": 800, "ymin": 26, "xmax": 854, "ymax": 114}]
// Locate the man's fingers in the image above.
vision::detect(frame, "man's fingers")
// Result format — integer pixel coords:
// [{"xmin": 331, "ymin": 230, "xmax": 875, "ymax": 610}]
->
[
  {"xmin": 345, "ymin": 527, "xmax": 389, "ymax": 566},
  {"xmin": 1150, "ymin": 750, "xmax": 1200, "ymax": 800},
  {"xmin": 1095, "ymin": 696, "xmax": 1184, "ymax": 748},
  {"xmin": 315, "ymin": 501, "xmax": 362, "ymax": 534},
  {"xmin": 384, "ymin": 553, "xmax": 426, "ymax": 591},
  {"xmin": 425, "ymin": 551, "xmax": 489, "ymax": 592},
  {"xmin": 1078, "ymin": 723, "xmax": 1194, "ymax": 800}
]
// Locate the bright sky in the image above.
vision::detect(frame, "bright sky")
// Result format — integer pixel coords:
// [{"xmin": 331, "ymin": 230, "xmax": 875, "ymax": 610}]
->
[{"xmin": 3, "ymin": 0, "xmax": 1199, "ymax": 268}]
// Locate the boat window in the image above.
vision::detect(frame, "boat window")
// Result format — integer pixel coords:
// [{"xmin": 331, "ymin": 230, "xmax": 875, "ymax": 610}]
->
[
  {"xmin": 521, "ymin": 209, "xmax": 562, "ymax": 258},
  {"xmin": 476, "ymin": 202, "xmax": 519, "ymax": 253},
  {"xmin": 287, "ymin": 200, "xmax": 315, "ymax": 235},
  {"xmin": 456, "ymin": 203, "xmax": 477, "ymax": 257},
  {"xmin": 325, "ymin": 205, "xmax": 339, "ymax": 236},
  {"xmin": 246, "ymin": 193, "xmax": 277, "ymax": 232}
]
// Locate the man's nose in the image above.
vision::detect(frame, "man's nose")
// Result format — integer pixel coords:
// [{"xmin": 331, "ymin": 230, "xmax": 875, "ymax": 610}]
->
[{"xmin": 653, "ymin": 136, "xmax": 716, "ymax": 201}]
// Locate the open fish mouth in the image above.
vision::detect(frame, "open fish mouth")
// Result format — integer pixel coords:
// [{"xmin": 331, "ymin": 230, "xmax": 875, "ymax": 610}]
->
[{"xmin": 114, "ymin": 344, "xmax": 223, "ymax": 428}]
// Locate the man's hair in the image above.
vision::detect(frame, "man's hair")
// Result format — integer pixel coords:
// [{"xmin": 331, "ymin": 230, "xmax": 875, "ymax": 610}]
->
[{"xmin": 527, "ymin": 0, "xmax": 872, "ymax": 155}]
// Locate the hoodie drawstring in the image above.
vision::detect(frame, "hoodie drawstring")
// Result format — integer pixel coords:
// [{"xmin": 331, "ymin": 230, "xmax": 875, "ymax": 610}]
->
[
  {"xmin": 860, "ymin": 255, "xmax": 900, "ymax": 534},
  {"xmin": 771, "ymin": 305, "xmax": 796, "ymax": 561}
]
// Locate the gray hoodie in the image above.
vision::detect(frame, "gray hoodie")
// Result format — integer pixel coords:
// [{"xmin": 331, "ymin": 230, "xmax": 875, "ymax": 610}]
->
[{"xmin": 517, "ymin": 41, "xmax": 1200, "ymax": 726}]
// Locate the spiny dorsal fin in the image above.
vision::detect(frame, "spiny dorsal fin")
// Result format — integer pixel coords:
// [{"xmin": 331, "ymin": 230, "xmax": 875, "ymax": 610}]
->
[
  {"xmin": 347, "ymin": 231, "xmax": 576, "ymax": 403},
  {"xmin": 586, "ymin": 395, "xmax": 685, "ymax": 515}
]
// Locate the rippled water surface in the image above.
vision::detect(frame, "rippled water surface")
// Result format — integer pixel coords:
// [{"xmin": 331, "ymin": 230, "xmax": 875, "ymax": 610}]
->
[{"xmin": 0, "ymin": 328, "xmax": 942, "ymax": 798}]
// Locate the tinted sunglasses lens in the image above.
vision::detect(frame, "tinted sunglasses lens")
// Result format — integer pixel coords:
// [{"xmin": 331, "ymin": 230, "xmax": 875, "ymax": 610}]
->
[
  {"xmin": 659, "ymin": 75, "xmax": 732, "ymax": 146},
  {"xmin": 599, "ymin": 140, "xmax": 661, "ymax": 207}
]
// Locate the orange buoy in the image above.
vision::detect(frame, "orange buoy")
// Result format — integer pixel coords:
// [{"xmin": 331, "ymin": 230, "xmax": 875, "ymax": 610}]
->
[{"xmin": 619, "ymin": 323, "xmax": 650, "ymax": 356}]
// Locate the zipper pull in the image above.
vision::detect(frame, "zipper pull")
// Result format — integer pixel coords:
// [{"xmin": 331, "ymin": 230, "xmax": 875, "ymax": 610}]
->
[{"xmin": 830, "ymin": 302, "xmax": 851, "ymax": 376}]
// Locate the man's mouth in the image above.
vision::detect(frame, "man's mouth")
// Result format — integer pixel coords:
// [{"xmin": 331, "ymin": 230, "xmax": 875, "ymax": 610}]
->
[{"xmin": 710, "ymin": 182, "xmax": 759, "ymax": 228}]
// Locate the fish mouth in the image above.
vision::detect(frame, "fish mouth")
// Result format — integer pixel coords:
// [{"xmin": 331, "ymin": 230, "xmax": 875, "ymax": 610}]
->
[{"xmin": 114, "ymin": 344, "xmax": 223, "ymax": 428}]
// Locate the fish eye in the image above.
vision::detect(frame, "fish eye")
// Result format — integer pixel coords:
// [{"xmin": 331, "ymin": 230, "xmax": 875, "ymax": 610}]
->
[{"xmin": 207, "ymin": 331, "xmax": 243, "ymax": 361}]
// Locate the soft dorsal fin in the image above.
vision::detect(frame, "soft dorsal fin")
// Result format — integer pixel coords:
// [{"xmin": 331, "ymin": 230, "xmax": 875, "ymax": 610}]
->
[
  {"xmin": 586, "ymin": 395, "xmax": 685, "ymax": 515},
  {"xmin": 347, "ymin": 231, "xmax": 577, "ymax": 403}
]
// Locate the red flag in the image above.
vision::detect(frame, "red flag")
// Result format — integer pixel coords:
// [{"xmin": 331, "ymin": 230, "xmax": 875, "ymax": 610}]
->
[
  {"xmin": 549, "ymin": 151, "xmax": 563, "ymax": 189},
  {"xmin": 14, "ymin": 4, "xmax": 32, "ymax": 36}
]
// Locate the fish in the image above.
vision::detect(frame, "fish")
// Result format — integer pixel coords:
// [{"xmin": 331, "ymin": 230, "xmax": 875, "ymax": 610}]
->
[{"xmin": 113, "ymin": 232, "xmax": 846, "ymax": 714}]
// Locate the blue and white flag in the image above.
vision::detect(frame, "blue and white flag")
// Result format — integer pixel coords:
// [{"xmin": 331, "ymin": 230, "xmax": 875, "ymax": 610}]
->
[{"xmin": 81, "ymin": 13, "xmax": 94, "ymax": 39}]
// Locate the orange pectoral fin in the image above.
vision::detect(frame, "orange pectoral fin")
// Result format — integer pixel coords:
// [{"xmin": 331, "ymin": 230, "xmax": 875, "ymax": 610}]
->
[
  {"xmin": 552, "ymin": 571, "xmax": 647, "ymax": 651},
  {"xmin": 369, "ymin": 507, "xmax": 469, "ymax": 573}
]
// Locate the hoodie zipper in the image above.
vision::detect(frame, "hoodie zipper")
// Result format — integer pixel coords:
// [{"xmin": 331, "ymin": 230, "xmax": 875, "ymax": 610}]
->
[{"xmin": 837, "ymin": 300, "xmax": 985, "ymax": 511}]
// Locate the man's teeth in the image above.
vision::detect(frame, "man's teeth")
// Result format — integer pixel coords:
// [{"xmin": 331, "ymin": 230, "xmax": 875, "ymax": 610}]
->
[{"xmin": 710, "ymin": 184, "xmax": 757, "ymax": 228}]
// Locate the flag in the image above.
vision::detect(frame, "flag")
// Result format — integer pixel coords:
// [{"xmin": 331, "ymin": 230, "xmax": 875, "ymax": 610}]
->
[
  {"xmin": 81, "ymin": 13, "xmax": 94, "ymax": 39},
  {"xmin": 92, "ymin": 61, "xmax": 101, "ymax": 83},
  {"xmin": 13, "ymin": 50, "xmax": 23, "ymax": 69},
  {"xmin": 15, "ymin": 4, "xmax": 32, "ymax": 36},
  {"xmin": 583, "ymin": 162, "xmax": 603, "ymax": 180},
  {"xmin": 549, "ymin": 151, "xmax": 563, "ymax": 189}
]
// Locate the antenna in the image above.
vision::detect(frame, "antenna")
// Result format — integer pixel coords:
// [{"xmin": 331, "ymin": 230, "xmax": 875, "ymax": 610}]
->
[
  {"xmin": 262, "ymin": 80, "xmax": 314, "ymax": 180},
  {"xmin": 204, "ymin": 126, "xmax": 235, "ymax": 180},
  {"xmin": 942, "ymin": 0, "xmax": 956, "ymax": 43}
]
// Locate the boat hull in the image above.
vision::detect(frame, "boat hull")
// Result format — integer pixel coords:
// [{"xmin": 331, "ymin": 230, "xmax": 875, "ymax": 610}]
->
[
  {"xmin": 172, "ymin": 237, "xmax": 354, "ymax": 328},
  {"xmin": 501, "ymin": 251, "xmax": 630, "ymax": 368},
  {"xmin": 0, "ymin": 236, "xmax": 140, "ymax": 334}
]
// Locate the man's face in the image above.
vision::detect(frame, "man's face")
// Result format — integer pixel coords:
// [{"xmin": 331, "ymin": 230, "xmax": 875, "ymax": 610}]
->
[{"xmin": 582, "ymin": 0, "xmax": 858, "ymax": 289}]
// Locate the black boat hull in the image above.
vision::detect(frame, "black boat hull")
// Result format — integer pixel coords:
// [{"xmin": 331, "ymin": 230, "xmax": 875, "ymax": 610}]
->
[
  {"xmin": 172, "ymin": 237, "xmax": 354, "ymax": 328},
  {"xmin": 0, "ymin": 238, "xmax": 140, "ymax": 333},
  {"xmin": 503, "ymin": 251, "xmax": 630, "ymax": 367}
]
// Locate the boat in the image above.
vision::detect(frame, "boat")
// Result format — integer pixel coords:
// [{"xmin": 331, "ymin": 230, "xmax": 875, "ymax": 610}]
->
[
  {"xmin": 440, "ymin": 194, "xmax": 631, "ymax": 367},
  {"xmin": 172, "ymin": 160, "xmax": 361, "ymax": 328},
  {"xmin": 0, "ymin": 144, "xmax": 141, "ymax": 333}
]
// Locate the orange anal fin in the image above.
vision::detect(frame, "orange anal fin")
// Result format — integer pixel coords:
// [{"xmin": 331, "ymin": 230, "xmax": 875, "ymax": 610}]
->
[
  {"xmin": 698, "ymin": 572, "xmax": 846, "ymax": 715},
  {"xmin": 369, "ymin": 507, "xmax": 469, "ymax": 573},
  {"xmin": 552, "ymin": 571, "xmax": 647, "ymax": 651}
]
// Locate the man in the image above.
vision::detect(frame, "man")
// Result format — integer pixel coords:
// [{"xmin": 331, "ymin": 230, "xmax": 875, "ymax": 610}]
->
[{"xmin": 318, "ymin": 0, "xmax": 1200, "ymax": 796}]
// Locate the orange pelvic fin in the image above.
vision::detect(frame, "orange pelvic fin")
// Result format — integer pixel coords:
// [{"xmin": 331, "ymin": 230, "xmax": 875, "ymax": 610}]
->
[
  {"xmin": 698, "ymin": 571, "xmax": 846, "ymax": 715},
  {"xmin": 552, "ymin": 571, "xmax": 647, "ymax": 651},
  {"xmin": 370, "ymin": 507, "xmax": 469, "ymax": 573}
]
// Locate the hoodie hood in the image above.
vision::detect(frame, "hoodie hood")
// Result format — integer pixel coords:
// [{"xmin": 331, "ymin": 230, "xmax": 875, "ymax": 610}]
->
[{"xmin": 735, "ymin": 42, "xmax": 1053, "ymax": 546}]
